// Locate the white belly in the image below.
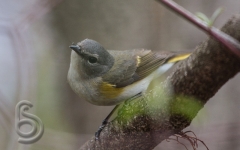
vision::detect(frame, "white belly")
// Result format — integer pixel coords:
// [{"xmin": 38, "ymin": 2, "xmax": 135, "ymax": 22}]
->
[{"xmin": 112, "ymin": 63, "xmax": 174, "ymax": 104}]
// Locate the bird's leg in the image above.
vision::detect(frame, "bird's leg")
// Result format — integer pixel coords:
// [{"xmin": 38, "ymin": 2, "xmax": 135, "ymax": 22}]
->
[
  {"xmin": 95, "ymin": 104, "xmax": 120, "ymax": 140},
  {"xmin": 94, "ymin": 93, "xmax": 142, "ymax": 140}
]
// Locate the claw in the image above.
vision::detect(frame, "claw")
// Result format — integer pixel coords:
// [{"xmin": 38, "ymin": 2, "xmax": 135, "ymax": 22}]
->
[{"xmin": 95, "ymin": 120, "xmax": 108, "ymax": 140}]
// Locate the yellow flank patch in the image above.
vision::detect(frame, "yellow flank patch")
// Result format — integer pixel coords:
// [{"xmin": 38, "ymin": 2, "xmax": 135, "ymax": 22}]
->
[
  {"xmin": 168, "ymin": 53, "xmax": 191, "ymax": 63},
  {"xmin": 100, "ymin": 82, "xmax": 124, "ymax": 99}
]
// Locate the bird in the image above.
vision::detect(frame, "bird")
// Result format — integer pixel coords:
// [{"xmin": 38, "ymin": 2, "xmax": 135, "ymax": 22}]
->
[{"xmin": 68, "ymin": 39, "xmax": 190, "ymax": 139}]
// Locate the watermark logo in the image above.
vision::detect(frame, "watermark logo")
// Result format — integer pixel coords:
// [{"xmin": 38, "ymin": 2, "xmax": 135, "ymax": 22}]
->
[{"xmin": 15, "ymin": 100, "xmax": 44, "ymax": 144}]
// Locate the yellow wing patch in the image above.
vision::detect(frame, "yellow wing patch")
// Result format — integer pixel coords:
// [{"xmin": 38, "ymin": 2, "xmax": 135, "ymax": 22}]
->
[
  {"xmin": 136, "ymin": 56, "xmax": 141, "ymax": 67},
  {"xmin": 168, "ymin": 53, "xmax": 191, "ymax": 63},
  {"xmin": 100, "ymin": 82, "xmax": 124, "ymax": 99}
]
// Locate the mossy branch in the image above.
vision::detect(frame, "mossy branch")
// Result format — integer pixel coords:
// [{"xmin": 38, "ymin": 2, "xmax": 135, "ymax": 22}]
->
[{"xmin": 79, "ymin": 14, "xmax": 240, "ymax": 150}]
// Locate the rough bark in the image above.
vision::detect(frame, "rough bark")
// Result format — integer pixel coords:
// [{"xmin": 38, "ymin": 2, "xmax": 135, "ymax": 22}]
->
[{"xmin": 80, "ymin": 14, "xmax": 240, "ymax": 150}]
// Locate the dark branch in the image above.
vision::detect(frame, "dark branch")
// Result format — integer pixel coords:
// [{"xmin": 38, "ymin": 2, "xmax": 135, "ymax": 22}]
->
[{"xmin": 157, "ymin": 0, "xmax": 240, "ymax": 58}]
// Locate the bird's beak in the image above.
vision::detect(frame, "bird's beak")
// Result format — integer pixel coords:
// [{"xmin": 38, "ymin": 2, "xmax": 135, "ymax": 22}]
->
[{"xmin": 69, "ymin": 44, "xmax": 81, "ymax": 55}]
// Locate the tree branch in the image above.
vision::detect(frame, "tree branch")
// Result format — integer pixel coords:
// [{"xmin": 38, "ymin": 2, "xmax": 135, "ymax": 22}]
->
[{"xmin": 79, "ymin": 14, "xmax": 240, "ymax": 150}]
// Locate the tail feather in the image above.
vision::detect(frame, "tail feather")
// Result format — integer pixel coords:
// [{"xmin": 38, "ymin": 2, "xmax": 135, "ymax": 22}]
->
[{"xmin": 168, "ymin": 53, "xmax": 191, "ymax": 63}]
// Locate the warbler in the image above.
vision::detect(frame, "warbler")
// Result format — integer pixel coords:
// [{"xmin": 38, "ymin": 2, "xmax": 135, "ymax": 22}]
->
[{"xmin": 68, "ymin": 39, "xmax": 190, "ymax": 138}]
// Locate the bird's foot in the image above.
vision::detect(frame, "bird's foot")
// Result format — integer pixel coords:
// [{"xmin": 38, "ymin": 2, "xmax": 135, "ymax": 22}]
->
[{"xmin": 95, "ymin": 119, "xmax": 108, "ymax": 140}]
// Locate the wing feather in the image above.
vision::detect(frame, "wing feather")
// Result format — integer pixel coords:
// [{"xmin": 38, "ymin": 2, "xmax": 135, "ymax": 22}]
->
[{"xmin": 102, "ymin": 49, "xmax": 183, "ymax": 88}]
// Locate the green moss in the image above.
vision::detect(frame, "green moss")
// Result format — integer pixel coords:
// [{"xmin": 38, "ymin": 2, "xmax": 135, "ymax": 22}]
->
[{"xmin": 171, "ymin": 95, "xmax": 203, "ymax": 121}]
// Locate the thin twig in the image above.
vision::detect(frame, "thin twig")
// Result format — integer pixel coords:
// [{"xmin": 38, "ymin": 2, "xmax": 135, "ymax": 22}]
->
[{"xmin": 156, "ymin": 0, "xmax": 240, "ymax": 58}]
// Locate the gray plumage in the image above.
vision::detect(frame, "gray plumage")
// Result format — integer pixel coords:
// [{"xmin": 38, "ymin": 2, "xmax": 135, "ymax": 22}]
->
[{"xmin": 68, "ymin": 39, "xmax": 182, "ymax": 105}]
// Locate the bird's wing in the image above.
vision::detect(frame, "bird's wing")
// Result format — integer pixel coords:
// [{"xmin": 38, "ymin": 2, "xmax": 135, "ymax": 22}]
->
[{"xmin": 102, "ymin": 49, "xmax": 189, "ymax": 88}]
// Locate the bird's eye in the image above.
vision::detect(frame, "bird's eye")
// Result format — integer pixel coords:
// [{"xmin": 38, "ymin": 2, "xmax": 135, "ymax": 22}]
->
[{"xmin": 88, "ymin": 56, "xmax": 98, "ymax": 64}]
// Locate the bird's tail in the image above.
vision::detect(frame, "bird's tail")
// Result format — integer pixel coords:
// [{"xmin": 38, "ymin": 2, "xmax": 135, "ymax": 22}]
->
[{"xmin": 167, "ymin": 53, "xmax": 191, "ymax": 63}]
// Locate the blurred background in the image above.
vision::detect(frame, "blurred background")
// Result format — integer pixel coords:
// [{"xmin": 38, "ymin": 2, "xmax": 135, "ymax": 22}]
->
[{"xmin": 0, "ymin": 0, "xmax": 240, "ymax": 150}]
